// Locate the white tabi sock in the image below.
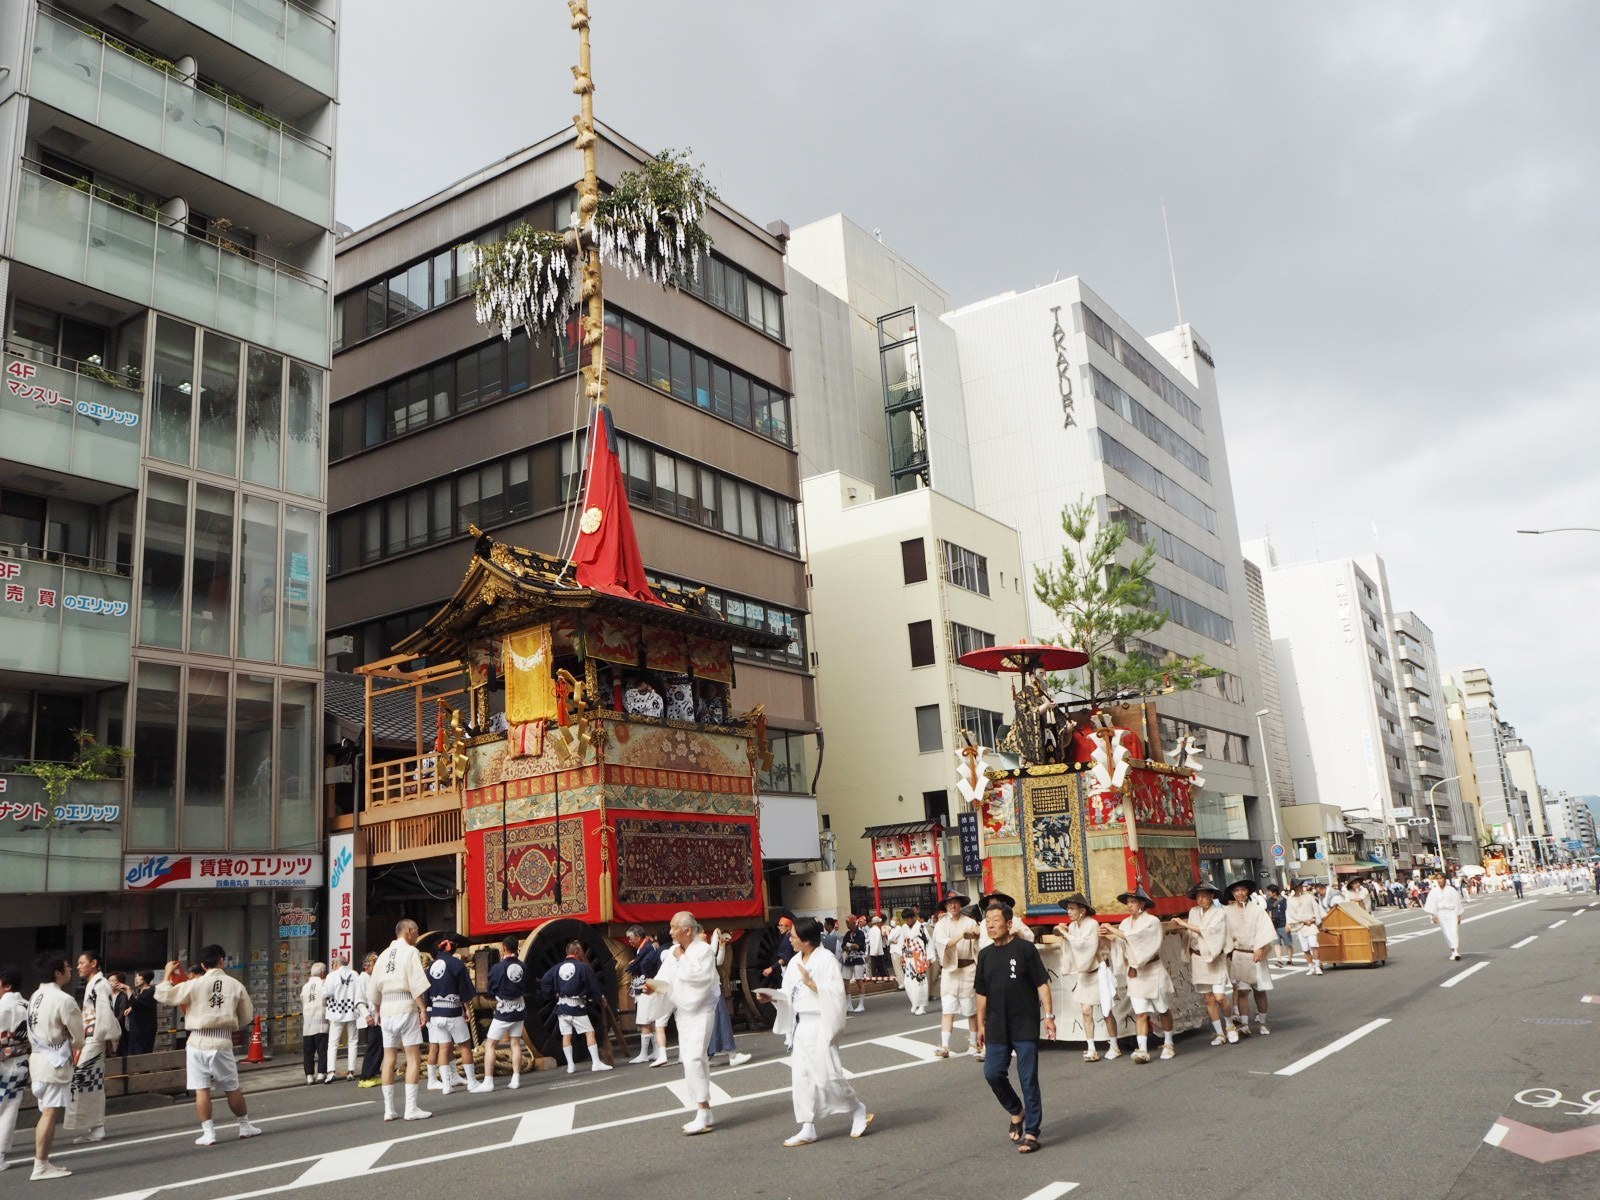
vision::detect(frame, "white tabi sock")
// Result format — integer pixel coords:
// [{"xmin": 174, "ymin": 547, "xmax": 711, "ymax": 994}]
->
[
  {"xmin": 1163, "ymin": 1030, "xmax": 1175, "ymax": 1045},
  {"xmin": 442, "ymin": 1065, "xmax": 456, "ymax": 1087},
  {"xmin": 200, "ymin": 1119, "xmax": 215, "ymax": 1136},
  {"xmin": 464, "ymin": 1064, "xmax": 477, "ymax": 1084},
  {"xmin": 381, "ymin": 1084, "xmax": 396, "ymax": 1118},
  {"xmin": 425, "ymin": 1063, "xmax": 437, "ymax": 1085},
  {"xmin": 588, "ymin": 1043, "xmax": 602, "ymax": 1065},
  {"xmin": 1085, "ymin": 1037, "xmax": 1097, "ymax": 1053},
  {"xmin": 404, "ymin": 1083, "xmax": 422, "ymax": 1113},
  {"xmin": 1211, "ymin": 1019, "xmax": 1224, "ymax": 1035},
  {"xmin": 1137, "ymin": 1034, "xmax": 1149, "ymax": 1053},
  {"xmin": 563, "ymin": 1046, "xmax": 576, "ymax": 1069},
  {"xmin": 940, "ymin": 1030, "xmax": 951, "ymax": 1049}
]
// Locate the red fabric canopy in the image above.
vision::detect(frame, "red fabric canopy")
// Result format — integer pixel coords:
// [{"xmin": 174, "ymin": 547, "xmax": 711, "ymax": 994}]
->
[
  {"xmin": 957, "ymin": 642, "xmax": 1089, "ymax": 673},
  {"xmin": 571, "ymin": 405, "xmax": 663, "ymax": 606}
]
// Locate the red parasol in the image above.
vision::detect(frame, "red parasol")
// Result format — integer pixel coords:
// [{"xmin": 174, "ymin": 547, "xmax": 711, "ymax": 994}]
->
[{"xmin": 957, "ymin": 642, "xmax": 1089, "ymax": 674}]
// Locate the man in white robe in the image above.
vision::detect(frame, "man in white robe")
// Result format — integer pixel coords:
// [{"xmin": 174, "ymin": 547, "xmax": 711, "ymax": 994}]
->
[
  {"xmin": 324, "ymin": 954, "xmax": 362, "ymax": 1081},
  {"xmin": 68, "ymin": 949, "xmax": 117, "ymax": 1143},
  {"xmin": 895, "ymin": 909, "xmax": 931, "ymax": 1014},
  {"xmin": 1424, "ymin": 876, "xmax": 1464, "ymax": 961},
  {"xmin": 646, "ymin": 911, "xmax": 721, "ymax": 1134},
  {"xmin": 1111, "ymin": 887, "xmax": 1175, "ymax": 1062},
  {"xmin": 301, "ymin": 964, "xmax": 328, "ymax": 1084},
  {"xmin": 931, "ymin": 893, "xmax": 982, "ymax": 1058},
  {"xmin": 778, "ymin": 918, "xmax": 872, "ymax": 1146},
  {"xmin": 26, "ymin": 953, "xmax": 84, "ymax": 1180},
  {"xmin": 1286, "ymin": 881, "xmax": 1325, "ymax": 975},
  {"xmin": 370, "ymin": 919, "xmax": 432, "ymax": 1122},
  {"xmin": 1223, "ymin": 880, "xmax": 1276, "ymax": 1036},
  {"xmin": 1171, "ymin": 881, "xmax": 1235, "ymax": 1046},
  {"xmin": 1055, "ymin": 894, "xmax": 1121, "ymax": 1062},
  {"xmin": 0, "ymin": 966, "xmax": 30, "ymax": 1172}
]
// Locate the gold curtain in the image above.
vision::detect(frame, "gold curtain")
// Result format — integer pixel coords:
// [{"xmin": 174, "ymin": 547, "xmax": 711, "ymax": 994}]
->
[{"xmin": 504, "ymin": 626, "xmax": 557, "ymax": 724}]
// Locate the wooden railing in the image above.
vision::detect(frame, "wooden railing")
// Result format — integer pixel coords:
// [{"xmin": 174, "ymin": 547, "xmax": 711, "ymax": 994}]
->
[
  {"xmin": 368, "ymin": 752, "xmax": 457, "ymax": 807},
  {"xmin": 363, "ymin": 804, "xmax": 463, "ymax": 865}
]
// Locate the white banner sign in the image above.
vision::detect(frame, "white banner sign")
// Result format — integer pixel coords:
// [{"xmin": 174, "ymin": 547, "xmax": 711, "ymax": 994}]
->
[
  {"xmin": 874, "ymin": 854, "xmax": 937, "ymax": 882},
  {"xmin": 328, "ymin": 833, "xmax": 355, "ymax": 964},
  {"xmin": 123, "ymin": 853, "xmax": 323, "ymax": 891}
]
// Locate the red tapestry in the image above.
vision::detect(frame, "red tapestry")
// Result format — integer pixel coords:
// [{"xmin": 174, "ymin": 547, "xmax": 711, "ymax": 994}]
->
[
  {"xmin": 643, "ymin": 626, "xmax": 688, "ymax": 673},
  {"xmin": 612, "ymin": 814, "xmax": 761, "ymax": 921},
  {"xmin": 687, "ymin": 636, "xmax": 733, "ymax": 684},
  {"xmin": 465, "ymin": 815, "xmax": 598, "ymax": 937},
  {"xmin": 588, "ymin": 616, "xmax": 641, "ymax": 666}
]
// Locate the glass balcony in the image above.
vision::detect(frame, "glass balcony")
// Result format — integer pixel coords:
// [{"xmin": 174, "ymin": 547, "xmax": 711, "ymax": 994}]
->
[
  {"xmin": 152, "ymin": 0, "xmax": 337, "ymax": 96},
  {"xmin": 0, "ymin": 547, "xmax": 132, "ymax": 681},
  {"xmin": 1, "ymin": 349, "xmax": 142, "ymax": 488},
  {"xmin": 31, "ymin": 10, "xmax": 333, "ymax": 226},
  {"xmin": 13, "ymin": 168, "xmax": 329, "ymax": 366},
  {"xmin": 0, "ymin": 775, "xmax": 124, "ymax": 892}
]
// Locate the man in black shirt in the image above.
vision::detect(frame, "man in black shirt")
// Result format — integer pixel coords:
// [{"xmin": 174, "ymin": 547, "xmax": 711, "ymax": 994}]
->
[{"xmin": 974, "ymin": 893, "xmax": 1054, "ymax": 1154}]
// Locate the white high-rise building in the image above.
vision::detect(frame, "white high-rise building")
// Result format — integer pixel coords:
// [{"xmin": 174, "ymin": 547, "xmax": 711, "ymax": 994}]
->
[
  {"xmin": 1444, "ymin": 666, "xmax": 1541, "ymax": 868},
  {"xmin": 944, "ymin": 279, "xmax": 1270, "ymax": 883}
]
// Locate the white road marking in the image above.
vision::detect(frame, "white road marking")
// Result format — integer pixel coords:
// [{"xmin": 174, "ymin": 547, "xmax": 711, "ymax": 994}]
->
[
  {"xmin": 1020, "ymin": 1184, "xmax": 1080, "ymax": 1200},
  {"xmin": 512, "ymin": 1102, "xmax": 575, "ymax": 1144},
  {"xmin": 1512, "ymin": 936, "xmax": 1539, "ymax": 949},
  {"xmin": 665, "ymin": 1078, "xmax": 734, "ymax": 1108},
  {"xmin": 1274, "ymin": 1018, "xmax": 1391, "ymax": 1077},
  {"xmin": 1442, "ymin": 962, "xmax": 1492, "ymax": 988},
  {"xmin": 86, "ymin": 1033, "xmax": 943, "ymax": 1200},
  {"xmin": 875, "ymin": 1034, "xmax": 943, "ymax": 1061},
  {"xmin": 40, "ymin": 1100, "xmax": 376, "ymax": 1161},
  {"xmin": 1550, "ymin": 920, "xmax": 1567, "ymax": 929},
  {"xmin": 1484, "ymin": 1120, "xmax": 1510, "ymax": 1147},
  {"xmin": 291, "ymin": 1142, "xmax": 391, "ymax": 1186}
]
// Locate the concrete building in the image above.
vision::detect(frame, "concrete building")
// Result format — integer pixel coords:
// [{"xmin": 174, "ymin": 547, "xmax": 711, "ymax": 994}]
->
[
  {"xmin": 1245, "ymin": 544, "xmax": 1426, "ymax": 876},
  {"xmin": 1245, "ymin": 558, "xmax": 1295, "ymax": 878},
  {"xmin": 801, "ymin": 471, "xmax": 1028, "ymax": 908},
  {"xmin": 0, "ymin": 0, "xmax": 338, "ymax": 1031},
  {"xmin": 1388, "ymin": 610, "xmax": 1476, "ymax": 867},
  {"xmin": 1445, "ymin": 666, "xmax": 1540, "ymax": 866},
  {"xmin": 325, "ymin": 123, "xmax": 817, "ymax": 935},
  {"xmin": 1545, "ymin": 791, "xmax": 1597, "ymax": 860},
  {"xmin": 947, "ymin": 279, "xmax": 1271, "ymax": 884}
]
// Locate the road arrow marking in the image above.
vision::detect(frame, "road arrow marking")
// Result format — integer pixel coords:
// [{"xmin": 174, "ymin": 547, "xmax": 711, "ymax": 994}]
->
[
  {"xmin": 1485, "ymin": 1117, "xmax": 1600, "ymax": 1163},
  {"xmin": 512, "ymin": 1102, "xmax": 575, "ymax": 1144}
]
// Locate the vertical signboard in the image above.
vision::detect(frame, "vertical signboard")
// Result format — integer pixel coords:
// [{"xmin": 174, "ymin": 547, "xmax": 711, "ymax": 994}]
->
[{"xmin": 328, "ymin": 832, "xmax": 355, "ymax": 965}]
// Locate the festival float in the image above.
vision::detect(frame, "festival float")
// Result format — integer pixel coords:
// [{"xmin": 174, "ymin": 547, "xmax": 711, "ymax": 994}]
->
[
  {"xmin": 345, "ymin": 0, "xmax": 785, "ymax": 1057},
  {"xmin": 955, "ymin": 643, "xmax": 1210, "ymax": 1038}
]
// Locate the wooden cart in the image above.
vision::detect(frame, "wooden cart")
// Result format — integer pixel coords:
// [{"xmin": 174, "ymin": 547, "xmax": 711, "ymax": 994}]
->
[{"xmin": 1317, "ymin": 901, "xmax": 1389, "ymax": 967}]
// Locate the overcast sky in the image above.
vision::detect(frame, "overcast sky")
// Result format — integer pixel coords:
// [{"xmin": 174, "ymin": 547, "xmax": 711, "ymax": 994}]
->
[{"xmin": 337, "ymin": 1, "xmax": 1599, "ymax": 795}]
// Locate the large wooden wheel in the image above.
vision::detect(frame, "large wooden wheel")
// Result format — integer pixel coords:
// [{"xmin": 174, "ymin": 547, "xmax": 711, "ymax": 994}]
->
[
  {"xmin": 519, "ymin": 919, "xmax": 621, "ymax": 1059},
  {"xmin": 733, "ymin": 925, "xmax": 781, "ymax": 1028}
]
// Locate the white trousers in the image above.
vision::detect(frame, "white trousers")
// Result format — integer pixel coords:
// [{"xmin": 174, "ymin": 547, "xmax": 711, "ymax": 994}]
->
[
  {"xmin": 1438, "ymin": 914, "xmax": 1460, "ymax": 951},
  {"xmin": 790, "ymin": 1015, "xmax": 858, "ymax": 1123},
  {"xmin": 676, "ymin": 1008, "xmax": 713, "ymax": 1106},
  {"xmin": 0, "ymin": 1068, "xmax": 23, "ymax": 1159},
  {"xmin": 328, "ymin": 1021, "xmax": 359, "ymax": 1074}
]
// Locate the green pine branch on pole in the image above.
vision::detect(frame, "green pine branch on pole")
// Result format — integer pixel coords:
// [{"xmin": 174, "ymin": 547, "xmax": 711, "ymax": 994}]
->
[{"xmin": 1032, "ymin": 498, "xmax": 1219, "ymax": 703}]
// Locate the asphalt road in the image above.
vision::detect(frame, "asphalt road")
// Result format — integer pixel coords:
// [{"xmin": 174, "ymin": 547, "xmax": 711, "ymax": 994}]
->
[{"xmin": 13, "ymin": 890, "xmax": 1600, "ymax": 1200}]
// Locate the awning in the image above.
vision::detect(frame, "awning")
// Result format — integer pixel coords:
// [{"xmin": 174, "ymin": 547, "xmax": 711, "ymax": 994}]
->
[
  {"xmin": 1335, "ymin": 862, "xmax": 1387, "ymax": 874},
  {"xmin": 861, "ymin": 819, "xmax": 943, "ymax": 839}
]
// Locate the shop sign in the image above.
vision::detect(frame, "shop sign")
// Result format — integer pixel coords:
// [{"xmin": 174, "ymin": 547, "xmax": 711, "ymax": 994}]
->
[
  {"xmin": 0, "ymin": 561, "xmax": 130, "ymax": 617},
  {"xmin": 123, "ymin": 853, "xmax": 323, "ymax": 891},
  {"xmin": 277, "ymin": 902, "xmax": 317, "ymax": 939},
  {"xmin": 0, "ymin": 780, "xmax": 121, "ymax": 824},
  {"xmin": 958, "ymin": 811, "xmax": 983, "ymax": 876},
  {"xmin": 874, "ymin": 854, "xmax": 937, "ymax": 882},
  {"xmin": 328, "ymin": 832, "xmax": 355, "ymax": 963},
  {"xmin": 6, "ymin": 360, "xmax": 139, "ymax": 426}
]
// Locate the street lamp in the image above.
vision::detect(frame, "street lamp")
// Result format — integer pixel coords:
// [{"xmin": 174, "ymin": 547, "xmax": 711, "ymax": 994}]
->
[
  {"xmin": 845, "ymin": 861, "xmax": 857, "ymax": 886},
  {"xmin": 1427, "ymin": 775, "xmax": 1461, "ymax": 874},
  {"xmin": 1254, "ymin": 708, "xmax": 1288, "ymax": 888}
]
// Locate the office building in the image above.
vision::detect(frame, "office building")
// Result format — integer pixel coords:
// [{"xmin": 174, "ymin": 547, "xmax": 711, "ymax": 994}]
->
[
  {"xmin": 801, "ymin": 471, "xmax": 1027, "ymax": 907},
  {"xmin": 1444, "ymin": 666, "xmax": 1542, "ymax": 866},
  {"xmin": 0, "ymin": 0, "xmax": 339, "ymax": 1039},
  {"xmin": 325, "ymin": 123, "xmax": 817, "ymax": 936},
  {"xmin": 1387, "ymin": 610, "xmax": 1476, "ymax": 867}
]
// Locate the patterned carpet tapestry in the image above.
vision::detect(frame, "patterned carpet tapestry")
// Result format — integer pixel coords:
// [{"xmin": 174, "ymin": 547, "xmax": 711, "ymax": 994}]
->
[
  {"xmin": 468, "ymin": 816, "xmax": 594, "ymax": 935},
  {"xmin": 615, "ymin": 816, "xmax": 757, "ymax": 907}
]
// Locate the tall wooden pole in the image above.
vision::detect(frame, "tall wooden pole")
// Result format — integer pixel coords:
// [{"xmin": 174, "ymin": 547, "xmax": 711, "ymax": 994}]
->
[{"xmin": 569, "ymin": 0, "xmax": 606, "ymax": 413}]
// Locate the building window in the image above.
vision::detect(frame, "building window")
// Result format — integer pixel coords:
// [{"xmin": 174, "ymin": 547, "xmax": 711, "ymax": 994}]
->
[
  {"xmin": 901, "ymin": 538, "xmax": 927, "ymax": 584},
  {"xmin": 1079, "ymin": 304, "xmax": 1204, "ymax": 430},
  {"xmin": 1094, "ymin": 432, "xmax": 1218, "ymax": 534},
  {"xmin": 908, "ymin": 620, "xmax": 936, "ymax": 668},
  {"xmin": 940, "ymin": 541, "xmax": 990, "ymax": 595},
  {"xmin": 1147, "ymin": 580, "xmax": 1235, "ymax": 646},
  {"xmin": 922, "ymin": 789, "xmax": 948, "ymax": 824},
  {"xmin": 1106, "ymin": 500, "xmax": 1228, "ymax": 591},
  {"xmin": 1159, "ymin": 716, "xmax": 1250, "ymax": 765},
  {"xmin": 958, "ymin": 705, "xmax": 1007, "ymax": 748},
  {"xmin": 1090, "ymin": 367, "xmax": 1210, "ymax": 482},
  {"xmin": 950, "ymin": 622, "xmax": 996, "ymax": 659},
  {"xmin": 679, "ymin": 251, "xmax": 785, "ymax": 342},
  {"xmin": 758, "ymin": 730, "xmax": 811, "ymax": 794},
  {"xmin": 915, "ymin": 704, "xmax": 943, "ymax": 753}
]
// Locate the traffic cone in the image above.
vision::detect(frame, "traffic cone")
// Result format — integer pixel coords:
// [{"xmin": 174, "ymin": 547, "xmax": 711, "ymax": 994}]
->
[{"xmin": 246, "ymin": 1015, "xmax": 265, "ymax": 1063}]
